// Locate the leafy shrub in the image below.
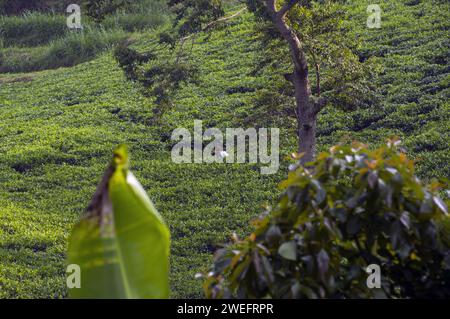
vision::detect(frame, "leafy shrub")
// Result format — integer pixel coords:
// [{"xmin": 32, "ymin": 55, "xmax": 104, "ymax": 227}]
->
[
  {"xmin": 0, "ymin": 0, "xmax": 73, "ymax": 15},
  {"xmin": 114, "ymin": 44, "xmax": 155, "ymax": 80},
  {"xmin": 204, "ymin": 140, "xmax": 450, "ymax": 298},
  {"xmin": 114, "ymin": 45, "xmax": 198, "ymax": 107},
  {"xmin": 168, "ymin": 0, "xmax": 224, "ymax": 36},
  {"xmin": 84, "ymin": 0, "xmax": 133, "ymax": 23}
]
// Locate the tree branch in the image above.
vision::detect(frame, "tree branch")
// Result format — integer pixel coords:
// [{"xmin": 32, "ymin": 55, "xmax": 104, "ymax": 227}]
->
[
  {"xmin": 307, "ymin": 48, "xmax": 320, "ymax": 96},
  {"xmin": 277, "ymin": 0, "xmax": 300, "ymax": 19},
  {"xmin": 266, "ymin": 0, "xmax": 277, "ymax": 16},
  {"xmin": 203, "ymin": 7, "xmax": 247, "ymax": 32},
  {"xmin": 312, "ymin": 96, "xmax": 327, "ymax": 115},
  {"xmin": 266, "ymin": 1, "xmax": 308, "ymax": 75},
  {"xmin": 174, "ymin": 7, "xmax": 247, "ymax": 63},
  {"xmin": 181, "ymin": 7, "xmax": 247, "ymax": 42}
]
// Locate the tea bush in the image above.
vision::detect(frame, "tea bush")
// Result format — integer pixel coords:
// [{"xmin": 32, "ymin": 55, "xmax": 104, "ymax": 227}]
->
[
  {"xmin": 204, "ymin": 140, "xmax": 450, "ymax": 298},
  {"xmin": 102, "ymin": 13, "xmax": 168, "ymax": 32}
]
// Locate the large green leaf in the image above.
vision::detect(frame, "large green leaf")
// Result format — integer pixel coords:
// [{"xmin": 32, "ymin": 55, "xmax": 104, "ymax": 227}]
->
[{"xmin": 67, "ymin": 146, "xmax": 170, "ymax": 299}]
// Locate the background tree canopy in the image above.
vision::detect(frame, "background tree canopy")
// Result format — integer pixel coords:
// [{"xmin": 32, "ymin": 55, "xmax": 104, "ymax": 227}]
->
[{"xmin": 0, "ymin": 0, "xmax": 73, "ymax": 15}]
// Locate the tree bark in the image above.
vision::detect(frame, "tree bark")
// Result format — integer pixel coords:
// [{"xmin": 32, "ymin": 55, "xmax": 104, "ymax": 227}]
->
[
  {"xmin": 295, "ymin": 75, "xmax": 316, "ymax": 164},
  {"xmin": 266, "ymin": 0, "xmax": 319, "ymax": 165}
]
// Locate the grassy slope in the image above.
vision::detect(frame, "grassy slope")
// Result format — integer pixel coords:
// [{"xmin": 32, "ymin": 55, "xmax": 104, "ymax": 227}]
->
[
  {"xmin": 0, "ymin": 0, "xmax": 449, "ymax": 298},
  {"xmin": 0, "ymin": 1, "xmax": 168, "ymax": 73}
]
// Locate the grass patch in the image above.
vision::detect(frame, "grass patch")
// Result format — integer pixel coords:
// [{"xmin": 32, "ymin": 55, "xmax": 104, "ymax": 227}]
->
[
  {"xmin": 0, "ymin": 12, "xmax": 67, "ymax": 47},
  {"xmin": 0, "ymin": 28, "xmax": 129, "ymax": 73},
  {"xmin": 0, "ymin": 2, "xmax": 169, "ymax": 73}
]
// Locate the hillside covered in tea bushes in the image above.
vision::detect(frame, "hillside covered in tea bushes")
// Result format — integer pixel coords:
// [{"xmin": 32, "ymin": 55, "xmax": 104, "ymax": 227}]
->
[{"xmin": 0, "ymin": 0, "xmax": 449, "ymax": 298}]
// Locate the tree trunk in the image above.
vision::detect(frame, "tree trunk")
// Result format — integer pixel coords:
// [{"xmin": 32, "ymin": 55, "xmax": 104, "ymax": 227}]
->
[
  {"xmin": 294, "ymin": 74, "xmax": 316, "ymax": 164},
  {"xmin": 267, "ymin": 0, "xmax": 317, "ymax": 165}
]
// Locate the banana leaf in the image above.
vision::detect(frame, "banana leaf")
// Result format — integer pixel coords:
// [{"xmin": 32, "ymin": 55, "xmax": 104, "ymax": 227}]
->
[{"xmin": 67, "ymin": 145, "xmax": 170, "ymax": 298}]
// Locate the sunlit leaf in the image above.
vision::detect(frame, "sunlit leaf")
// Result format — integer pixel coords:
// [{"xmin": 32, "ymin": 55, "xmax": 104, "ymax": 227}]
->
[
  {"xmin": 433, "ymin": 196, "xmax": 448, "ymax": 215},
  {"xmin": 278, "ymin": 241, "xmax": 297, "ymax": 261},
  {"xmin": 67, "ymin": 145, "xmax": 170, "ymax": 299}
]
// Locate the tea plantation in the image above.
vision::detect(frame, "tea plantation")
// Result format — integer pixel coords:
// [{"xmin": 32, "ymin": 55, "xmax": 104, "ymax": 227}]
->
[{"xmin": 0, "ymin": 0, "xmax": 448, "ymax": 298}]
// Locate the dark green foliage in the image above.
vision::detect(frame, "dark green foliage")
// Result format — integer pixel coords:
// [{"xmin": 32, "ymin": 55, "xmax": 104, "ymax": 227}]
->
[
  {"xmin": 245, "ymin": 0, "xmax": 271, "ymax": 21},
  {"xmin": 114, "ymin": 0, "xmax": 226, "ymax": 109},
  {"xmin": 0, "ymin": 0, "xmax": 73, "ymax": 15},
  {"xmin": 158, "ymin": 31, "xmax": 177, "ymax": 48},
  {"xmin": 142, "ymin": 63, "xmax": 198, "ymax": 105},
  {"xmin": 168, "ymin": 0, "xmax": 224, "ymax": 36},
  {"xmin": 84, "ymin": 0, "xmax": 132, "ymax": 23},
  {"xmin": 114, "ymin": 45, "xmax": 155, "ymax": 80},
  {"xmin": 113, "ymin": 44, "xmax": 198, "ymax": 110},
  {"xmin": 204, "ymin": 140, "xmax": 450, "ymax": 298},
  {"xmin": 248, "ymin": 0, "xmax": 381, "ymax": 113}
]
